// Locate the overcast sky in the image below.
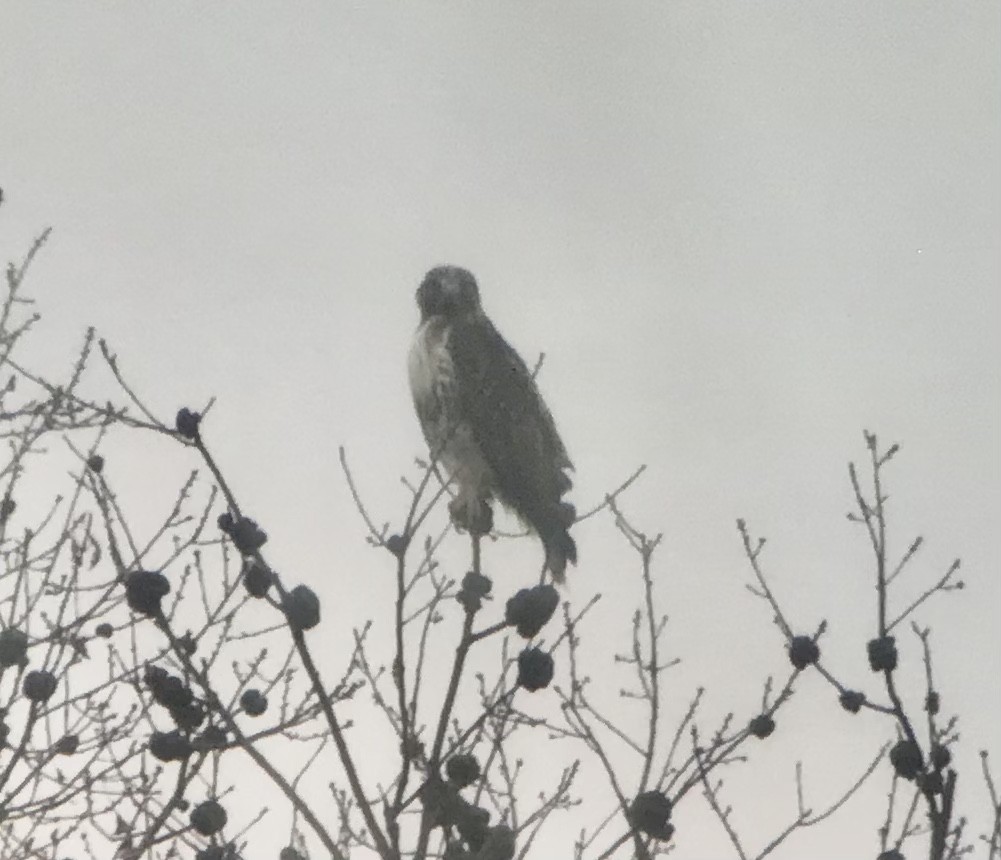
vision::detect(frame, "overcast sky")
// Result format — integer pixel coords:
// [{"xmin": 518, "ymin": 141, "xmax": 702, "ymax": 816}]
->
[{"xmin": 2, "ymin": 3, "xmax": 999, "ymax": 858}]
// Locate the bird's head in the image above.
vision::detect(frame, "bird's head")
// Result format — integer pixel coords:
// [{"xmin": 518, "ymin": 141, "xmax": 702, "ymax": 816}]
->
[{"xmin": 416, "ymin": 266, "xmax": 482, "ymax": 321}]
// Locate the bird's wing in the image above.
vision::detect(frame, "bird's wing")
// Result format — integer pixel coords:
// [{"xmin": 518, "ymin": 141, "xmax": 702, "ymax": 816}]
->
[{"xmin": 449, "ymin": 315, "xmax": 573, "ymax": 521}]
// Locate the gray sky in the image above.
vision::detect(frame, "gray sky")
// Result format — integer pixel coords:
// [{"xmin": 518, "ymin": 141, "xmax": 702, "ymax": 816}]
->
[{"xmin": 2, "ymin": 3, "xmax": 999, "ymax": 858}]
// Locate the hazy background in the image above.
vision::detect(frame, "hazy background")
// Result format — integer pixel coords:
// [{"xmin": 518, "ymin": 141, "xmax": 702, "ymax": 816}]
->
[{"xmin": 2, "ymin": 3, "xmax": 998, "ymax": 858}]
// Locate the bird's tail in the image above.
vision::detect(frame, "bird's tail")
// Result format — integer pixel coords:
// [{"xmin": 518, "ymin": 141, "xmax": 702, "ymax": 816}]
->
[
  {"xmin": 543, "ymin": 530, "xmax": 577, "ymax": 584},
  {"xmin": 541, "ymin": 501, "xmax": 577, "ymax": 584}
]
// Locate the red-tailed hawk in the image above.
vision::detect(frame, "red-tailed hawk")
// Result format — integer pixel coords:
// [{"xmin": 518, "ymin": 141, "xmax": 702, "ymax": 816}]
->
[{"xmin": 408, "ymin": 266, "xmax": 576, "ymax": 582}]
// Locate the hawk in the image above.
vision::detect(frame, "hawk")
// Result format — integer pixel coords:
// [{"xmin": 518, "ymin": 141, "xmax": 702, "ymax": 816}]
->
[{"xmin": 408, "ymin": 266, "xmax": 577, "ymax": 582}]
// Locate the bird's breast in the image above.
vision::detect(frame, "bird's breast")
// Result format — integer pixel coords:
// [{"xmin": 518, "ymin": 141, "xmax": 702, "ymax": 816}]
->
[{"xmin": 408, "ymin": 319, "xmax": 452, "ymax": 409}]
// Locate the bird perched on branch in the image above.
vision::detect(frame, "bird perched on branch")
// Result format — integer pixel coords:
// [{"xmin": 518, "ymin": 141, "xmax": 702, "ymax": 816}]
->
[{"xmin": 408, "ymin": 265, "xmax": 577, "ymax": 581}]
